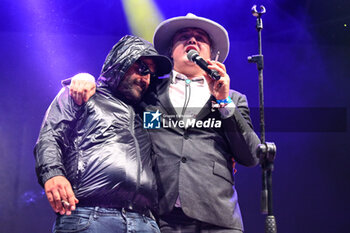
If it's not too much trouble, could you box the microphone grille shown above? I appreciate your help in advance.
[187,49,199,61]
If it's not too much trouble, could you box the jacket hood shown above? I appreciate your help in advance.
[98,35,172,91]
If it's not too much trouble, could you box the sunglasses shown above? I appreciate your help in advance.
[135,60,157,79]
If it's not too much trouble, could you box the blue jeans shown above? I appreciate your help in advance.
[53,207,160,233]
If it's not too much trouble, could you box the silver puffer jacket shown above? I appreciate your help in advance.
[34,35,168,211]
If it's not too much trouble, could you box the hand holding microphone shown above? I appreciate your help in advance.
[187,49,221,80]
[187,49,230,101]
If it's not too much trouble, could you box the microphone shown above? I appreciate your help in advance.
[187,50,221,80]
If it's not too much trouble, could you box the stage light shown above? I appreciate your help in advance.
[121,0,163,42]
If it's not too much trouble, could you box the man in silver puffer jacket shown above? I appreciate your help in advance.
[34,35,172,233]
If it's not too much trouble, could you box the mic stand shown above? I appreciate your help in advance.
[248,5,277,233]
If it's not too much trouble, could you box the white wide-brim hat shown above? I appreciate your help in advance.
[153,13,230,63]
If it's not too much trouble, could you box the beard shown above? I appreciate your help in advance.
[116,77,147,105]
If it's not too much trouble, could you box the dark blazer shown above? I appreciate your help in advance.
[140,74,260,230]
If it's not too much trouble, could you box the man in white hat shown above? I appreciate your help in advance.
[69,14,260,232]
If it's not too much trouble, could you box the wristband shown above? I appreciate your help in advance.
[216,96,233,104]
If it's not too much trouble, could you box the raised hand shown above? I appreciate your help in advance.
[205,60,230,101]
[69,73,96,105]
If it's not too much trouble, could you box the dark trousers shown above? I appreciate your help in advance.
[159,207,243,233]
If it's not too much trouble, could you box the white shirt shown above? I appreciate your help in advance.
[169,70,211,120]
[169,70,235,120]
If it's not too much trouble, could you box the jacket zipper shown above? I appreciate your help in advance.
[128,106,141,199]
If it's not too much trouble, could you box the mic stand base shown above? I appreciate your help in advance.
[265,215,277,233]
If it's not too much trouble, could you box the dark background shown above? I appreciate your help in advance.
[0,0,349,232]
